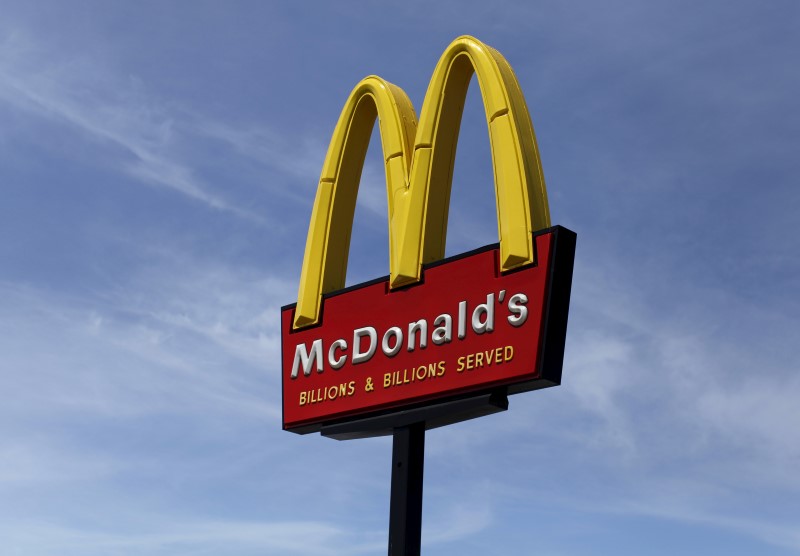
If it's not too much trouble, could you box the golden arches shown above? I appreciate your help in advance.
[293,36,550,329]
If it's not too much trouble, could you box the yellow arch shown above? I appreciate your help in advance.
[293,36,550,329]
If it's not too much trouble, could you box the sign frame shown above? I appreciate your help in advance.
[281,225,575,437]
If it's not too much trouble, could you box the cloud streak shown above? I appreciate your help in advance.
[0,31,322,223]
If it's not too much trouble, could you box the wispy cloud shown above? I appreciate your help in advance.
[0,519,385,556]
[0,32,314,222]
[0,37,222,208]
[0,501,493,556]
[191,119,325,188]
[0,238,287,422]
[621,501,800,552]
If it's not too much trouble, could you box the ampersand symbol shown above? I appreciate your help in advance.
[365,377,374,392]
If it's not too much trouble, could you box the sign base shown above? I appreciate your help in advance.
[321,389,509,440]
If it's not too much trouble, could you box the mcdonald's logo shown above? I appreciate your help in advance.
[281,36,575,435]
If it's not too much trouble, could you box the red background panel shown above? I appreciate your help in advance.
[281,231,559,431]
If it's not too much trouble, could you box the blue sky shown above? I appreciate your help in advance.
[1,1,798,554]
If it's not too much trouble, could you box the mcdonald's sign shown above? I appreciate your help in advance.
[281,36,575,434]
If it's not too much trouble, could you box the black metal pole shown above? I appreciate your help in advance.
[388,422,425,556]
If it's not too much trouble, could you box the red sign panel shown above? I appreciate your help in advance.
[281,227,575,433]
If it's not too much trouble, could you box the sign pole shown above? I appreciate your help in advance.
[388,423,425,556]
